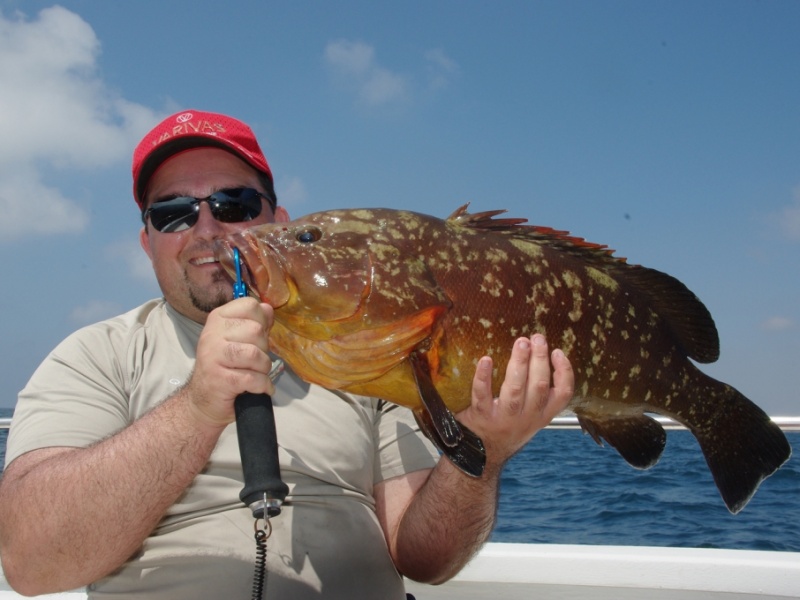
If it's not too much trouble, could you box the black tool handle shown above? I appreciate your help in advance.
[234,392,289,519]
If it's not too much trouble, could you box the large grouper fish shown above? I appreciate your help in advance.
[214,205,791,513]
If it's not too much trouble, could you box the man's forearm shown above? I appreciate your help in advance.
[393,457,500,584]
[0,389,224,595]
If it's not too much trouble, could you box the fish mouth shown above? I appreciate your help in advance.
[213,236,257,298]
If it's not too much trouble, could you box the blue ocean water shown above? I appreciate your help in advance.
[1,407,797,551]
[493,428,800,551]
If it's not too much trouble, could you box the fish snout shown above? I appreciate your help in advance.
[212,238,237,280]
[213,236,256,297]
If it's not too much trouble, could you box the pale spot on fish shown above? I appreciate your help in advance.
[480,272,504,298]
[561,328,577,354]
[561,270,581,289]
[586,266,619,291]
[485,248,509,264]
[534,303,549,320]
[479,318,492,329]
[568,289,583,322]
[510,238,544,258]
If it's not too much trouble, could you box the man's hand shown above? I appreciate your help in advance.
[458,333,574,474]
[184,298,275,429]
[382,334,574,584]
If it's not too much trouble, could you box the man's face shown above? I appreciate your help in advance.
[139,147,289,323]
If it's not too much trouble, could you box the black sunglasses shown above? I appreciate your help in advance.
[144,187,268,233]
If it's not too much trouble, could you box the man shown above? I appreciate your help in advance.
[0,110,574,598]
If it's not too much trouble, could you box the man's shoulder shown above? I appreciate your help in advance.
[55,298,170,352]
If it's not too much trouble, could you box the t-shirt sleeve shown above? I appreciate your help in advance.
[372,401,439,483]
[5,324,131,466]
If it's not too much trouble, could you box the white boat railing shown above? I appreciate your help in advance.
[548,414,800,432]
[3,542,800,599]
[1,415,800,431]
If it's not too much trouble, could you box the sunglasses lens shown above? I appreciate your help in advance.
[147,188,265,232]
[209,188,263,223]
[148,198,198,233]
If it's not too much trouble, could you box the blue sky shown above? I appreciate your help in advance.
[1,1,798,415]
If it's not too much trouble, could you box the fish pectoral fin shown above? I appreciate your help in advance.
[408,350,487,477]
[409,351,463,448]
[577,413,666,470]
[413,407,486,478]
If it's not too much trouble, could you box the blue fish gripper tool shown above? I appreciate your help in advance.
[231,246,289,519]
[231,246,289,599]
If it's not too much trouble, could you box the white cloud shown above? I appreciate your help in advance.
[761,316,794,332]
[0,6,160,241]
[325,39,375,77]
[425,48,459,90]
[324,40,409,107]
[277,176,308,210]
[776,186,800,242]
[0,165,88,237]
[324,41,459,107]
[105,239,158,287]
[70,299,124,325]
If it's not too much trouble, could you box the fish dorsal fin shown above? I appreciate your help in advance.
[616,265,719,363]
[447,204,720,363]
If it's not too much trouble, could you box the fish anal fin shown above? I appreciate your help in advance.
[577,413,667,470]
[413,407,486,478]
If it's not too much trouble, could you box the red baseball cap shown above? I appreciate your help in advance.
[132,109,273,209]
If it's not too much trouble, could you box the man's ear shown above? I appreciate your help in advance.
[274,206,290,223]
[139,226,153,260]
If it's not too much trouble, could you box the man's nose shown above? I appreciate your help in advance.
[191,202,225,237]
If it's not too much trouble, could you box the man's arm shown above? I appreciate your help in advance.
[0,392,225,594]
[375,334,574,583]
[0,299,275,595]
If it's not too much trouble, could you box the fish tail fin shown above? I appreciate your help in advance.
[413,408,486,477]
[682,381,791,514]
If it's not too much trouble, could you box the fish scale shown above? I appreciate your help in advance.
[215,204,791,514]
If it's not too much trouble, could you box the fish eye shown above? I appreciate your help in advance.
[296,227,322,244]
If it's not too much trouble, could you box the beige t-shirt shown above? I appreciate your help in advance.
[6,299,439,599]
